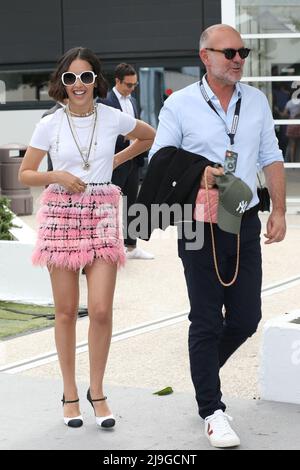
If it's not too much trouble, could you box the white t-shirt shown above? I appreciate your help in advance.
[30,103,137,183]
[285,99,300,119]
[113,87,135,117]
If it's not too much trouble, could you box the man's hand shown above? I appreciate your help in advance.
[264,210,286,244]
[200,166,224,189]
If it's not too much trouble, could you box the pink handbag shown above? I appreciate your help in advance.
[193,169,239,288]
[193,187,219,223]
[193,168,240,288]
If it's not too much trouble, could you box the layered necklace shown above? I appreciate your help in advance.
[65,104,98,170]
[68,108,95,118]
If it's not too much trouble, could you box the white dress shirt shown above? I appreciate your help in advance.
[149,76,283,208]
[113,87,135,117]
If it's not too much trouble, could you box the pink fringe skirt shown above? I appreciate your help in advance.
[32,183,126,271]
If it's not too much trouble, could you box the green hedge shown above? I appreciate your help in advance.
[0,197,14,240]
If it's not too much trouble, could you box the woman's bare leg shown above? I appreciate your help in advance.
[49,267,80,418]
[84,259,117,417]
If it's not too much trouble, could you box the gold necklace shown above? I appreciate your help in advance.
[67,104,95,118]
[65,106,98,170]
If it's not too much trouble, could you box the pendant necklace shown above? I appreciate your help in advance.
[65,104,98,170]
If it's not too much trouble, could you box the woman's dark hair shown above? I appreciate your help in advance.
[49,47,108,102]
[114,63,137,81]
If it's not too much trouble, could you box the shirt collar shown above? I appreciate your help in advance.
[113,86,131,100]
[202,74,242,101]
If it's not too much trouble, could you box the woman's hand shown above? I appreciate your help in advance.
[55,171,87,193]
[113,120,156,168]
[18,147,86,192]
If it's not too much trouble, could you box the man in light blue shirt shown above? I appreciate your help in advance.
[149,24,286,448]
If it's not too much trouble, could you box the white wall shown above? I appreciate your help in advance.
[0,109,45,146]
[0,109,48,171]
[0,215,53,304]
[0,241,53,305]
[260,310,300,405]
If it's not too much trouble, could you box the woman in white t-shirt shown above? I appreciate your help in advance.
[19,47,155,430]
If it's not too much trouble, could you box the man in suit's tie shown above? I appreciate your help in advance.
[100,63,154,259]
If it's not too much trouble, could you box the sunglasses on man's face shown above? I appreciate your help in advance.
[122,81,139,89]
[206,47,251,60]
[61,71,97,86]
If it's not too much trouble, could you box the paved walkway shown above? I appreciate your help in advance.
[1,373,300,450]
[1,187,300,449]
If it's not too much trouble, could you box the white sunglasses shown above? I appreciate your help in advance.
[61,71,97,86]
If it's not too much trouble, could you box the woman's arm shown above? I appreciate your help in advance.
[113,120,155,169]
[19,147,87,193]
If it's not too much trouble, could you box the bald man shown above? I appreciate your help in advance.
[149,24,286,448]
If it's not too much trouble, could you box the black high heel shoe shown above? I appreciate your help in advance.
[62,395,83,428]
[87,388,115,428]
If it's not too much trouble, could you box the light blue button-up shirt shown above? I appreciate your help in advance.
[149,76,283,208]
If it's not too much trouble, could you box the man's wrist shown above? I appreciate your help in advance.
[271,206,286,216]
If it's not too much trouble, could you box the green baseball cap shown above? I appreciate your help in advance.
[215,174,253,234]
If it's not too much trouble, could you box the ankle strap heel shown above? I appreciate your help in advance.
[87,388,115,429]
[62,394,83,428]
[62,395,80,405]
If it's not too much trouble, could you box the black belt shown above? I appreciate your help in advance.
[243,204,259,218]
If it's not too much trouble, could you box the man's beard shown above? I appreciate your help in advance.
[213,66,243,85]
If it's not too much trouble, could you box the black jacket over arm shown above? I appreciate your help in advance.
[136,146,212,240]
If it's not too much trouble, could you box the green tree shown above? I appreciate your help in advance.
[0,197,15,240]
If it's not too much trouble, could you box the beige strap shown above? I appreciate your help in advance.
[204,167,240,287]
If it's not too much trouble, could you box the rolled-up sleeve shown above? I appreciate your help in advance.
[258,93,284,168]
[148,96,182,160]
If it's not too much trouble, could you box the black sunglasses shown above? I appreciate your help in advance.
[122,81,139,89]
[206,47,251,60]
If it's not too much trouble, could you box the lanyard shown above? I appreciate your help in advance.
[199,79,241,146]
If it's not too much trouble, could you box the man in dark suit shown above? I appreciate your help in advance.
[100,63,154,259]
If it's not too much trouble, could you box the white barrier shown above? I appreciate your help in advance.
[260,310,300,405]
[0,241,52,305]
[0,216,52,304]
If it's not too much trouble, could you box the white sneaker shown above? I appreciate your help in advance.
[204,410,240,448]
[126,247,154,260]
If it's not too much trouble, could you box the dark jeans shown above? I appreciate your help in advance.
[112,160,139,247]
[178,212,262,419]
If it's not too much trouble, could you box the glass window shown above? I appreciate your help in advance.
[242,38,300,77]
[236,0,300,34]
[0,69,51,103]
[286,168,300,198]
[0,79,5,104]
[243,79,300,161]
[243,79,299,117]
[138,66,200,127]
